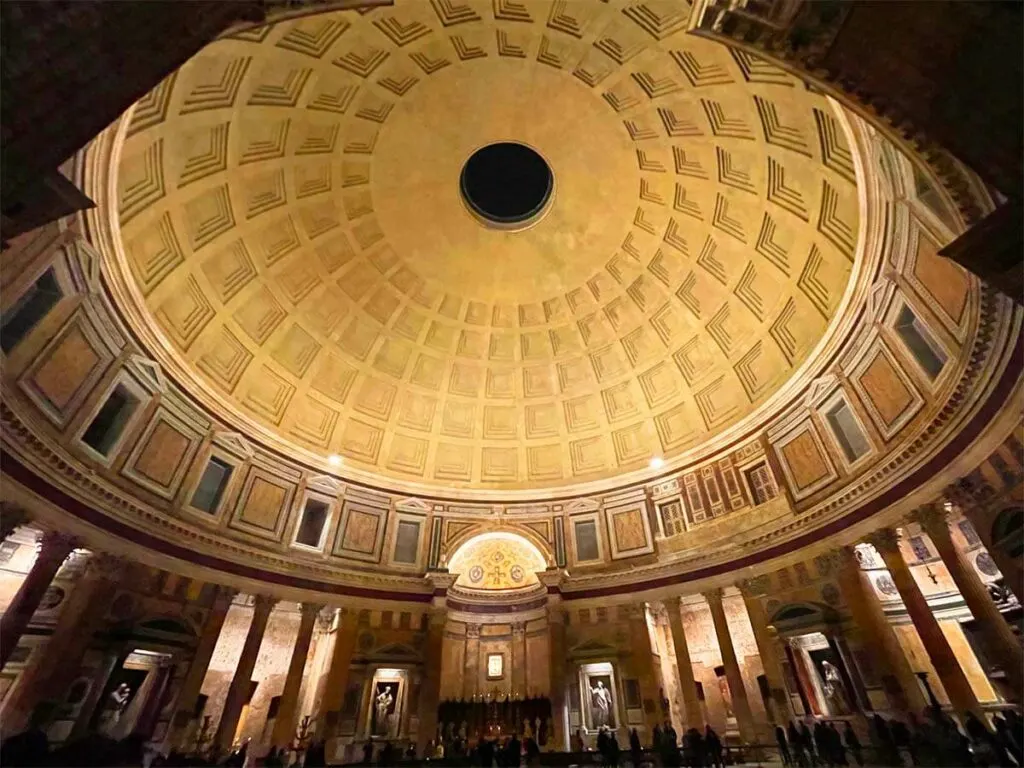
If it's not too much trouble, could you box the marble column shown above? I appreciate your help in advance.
[214,595,277,752]
[868,528,983,717]
[737,578,796,725]
[271,602,323,748]
[665,596,703,730]
[542,569,568,751]
[833,546,928,713]
[165,586,237,751]
[416,596,450,753]
[0,530,77,669]
[511,621,527,697]
[628,604,663,736]
[318,608,356,737]
[1,551,125,736]
[916,506,1024,701]
[464,623,481,699]
[703,589,757,744]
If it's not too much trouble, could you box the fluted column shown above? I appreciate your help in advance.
[271,602,323,748]
[511,621,527,697]
[417,571,454,753]
[165,586,237,751]
[318,608,355,738]
[703,589,757,744]
[542,569,568,751]
[737,578,796,724]
[628,604,662,736]
[868,528,983,717]
[664,596,703,730]
[0,530,77,669]
[833,546,927,712]
[2,551,125,736]
[214,594,277,751]
[464,623,481,699]
[916,506,1024,701]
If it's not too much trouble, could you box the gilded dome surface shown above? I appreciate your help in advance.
[114,0,859,492]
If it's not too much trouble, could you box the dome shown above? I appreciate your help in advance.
[111,1,858,494]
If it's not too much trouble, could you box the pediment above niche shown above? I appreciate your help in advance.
[571,639,619,656]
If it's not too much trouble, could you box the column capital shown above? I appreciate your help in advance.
[913,503,951,539]
[253,594,279,617]
[300,601,326,620]
[737,575,771,598]
[663,594,683,611]
[864,527,901,554]
[511,621,525,638]
[213,585,239,610]
[702,587,725,606]
[466,623,481,639]
[38,529,79,554]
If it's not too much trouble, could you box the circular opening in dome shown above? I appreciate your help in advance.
[460,142,553,229]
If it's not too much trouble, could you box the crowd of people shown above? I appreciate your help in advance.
[769,709,1024,768]
[2,706,1023,767]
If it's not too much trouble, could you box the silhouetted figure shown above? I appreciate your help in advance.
[506,733,521,767]
[705,725,723,768]
[362,740,374,764]
[776,725,792,766]
[684,728,705,768]
[843,722,862,767]
[799,722,816,766]
[264,747,284,768]
[0,705,50,768]
[630,727,642,766]
[306,740,327,767]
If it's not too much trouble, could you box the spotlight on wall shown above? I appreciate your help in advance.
[649,456,664,469]
[327,454,343,467]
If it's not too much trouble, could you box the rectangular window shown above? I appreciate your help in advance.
[393,520,420,564]
[825,400,871,462]
[190,457,233,513]
[1,269,63,353]
[574,520,599,562]
[895,305,946,380]
[81,384,140,456]
[745,463,777,506]
[295,498,330,548]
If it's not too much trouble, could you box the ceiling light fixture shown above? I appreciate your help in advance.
[649,456,665,469]
[327,454,343,467]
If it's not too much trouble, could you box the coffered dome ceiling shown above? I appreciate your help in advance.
[113,0,860,492]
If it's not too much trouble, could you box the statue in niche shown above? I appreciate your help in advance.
[98,683,132,735]
[373,684,396,736]
[716,675,735,720]
[821,660,850,714]
[589,678,615,729]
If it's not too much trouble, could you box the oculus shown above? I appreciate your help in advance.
[460,142,553,229]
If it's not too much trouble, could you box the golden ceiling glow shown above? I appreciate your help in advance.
[114,0,859,491]
[447,532,547,591]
